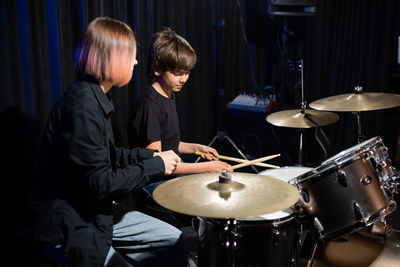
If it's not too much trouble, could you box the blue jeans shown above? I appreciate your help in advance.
[142,180,166,197]
[104,211,185,267]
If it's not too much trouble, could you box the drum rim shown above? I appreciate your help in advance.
[197,209,296,223]
[236,208,295,222]
[322,136,383,165]
[292,136,384,185]
[259,166,312,174]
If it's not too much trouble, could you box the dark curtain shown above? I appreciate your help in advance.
[1,0,400,258]
[305,0,400,164]
[2,0,399,162]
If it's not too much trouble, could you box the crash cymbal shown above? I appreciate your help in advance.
[309,92,400,112]
[266,109,339,128]
[153,172,299,219]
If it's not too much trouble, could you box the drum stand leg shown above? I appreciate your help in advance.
[299,130,304,166]
[306,241,319,267]
[296,223,320,267]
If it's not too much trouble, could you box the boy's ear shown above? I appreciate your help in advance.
[154,71,161,76]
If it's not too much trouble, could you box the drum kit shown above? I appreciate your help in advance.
[153,87,400,266]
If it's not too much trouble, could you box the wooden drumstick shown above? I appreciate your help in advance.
[230,154,281,170]
[195,152,280,169]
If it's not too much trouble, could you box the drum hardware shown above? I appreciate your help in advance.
[258,167,314,266]
[266,108,340,129]
[371,217,393,236]
[353,202,364,221]
[291,136,398,241]
[299,190,309,203]
[304,240,319,267]
[337,168,348,187]
[309,86,400,112]
[323,136,400,193]
[313,217,324,233]
[220,219,240,267]
[154,171,301,266]
[266,109,339,165]
[309,86,400,143]
[266,60,339,164]
[197,210,301,267]
[360,175,372,185]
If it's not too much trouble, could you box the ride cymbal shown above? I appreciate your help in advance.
[309,92,400,112]
[153,172,299,219]
[266,109,339,128]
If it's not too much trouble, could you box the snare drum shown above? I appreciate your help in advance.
[291,136,397,240]
[197,210,299,267]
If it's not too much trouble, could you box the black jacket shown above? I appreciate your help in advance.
[32,76,164,266]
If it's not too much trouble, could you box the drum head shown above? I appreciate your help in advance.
[259,166,312,183]
[239,208,293,221]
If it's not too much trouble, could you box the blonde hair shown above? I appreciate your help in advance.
[74,17,136,86]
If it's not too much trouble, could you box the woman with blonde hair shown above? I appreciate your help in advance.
[31,17,185,267]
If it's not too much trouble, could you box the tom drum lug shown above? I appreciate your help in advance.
[353,201,365,222]
[337,167,348,187]
[314,217,324,234]
[360,174,372,185]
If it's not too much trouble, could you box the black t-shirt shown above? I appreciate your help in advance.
[128,86,181,155]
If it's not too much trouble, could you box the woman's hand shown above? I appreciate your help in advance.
[154,150,181,175]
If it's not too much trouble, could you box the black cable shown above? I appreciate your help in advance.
[236,0,260,94]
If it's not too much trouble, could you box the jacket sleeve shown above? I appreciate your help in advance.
[64,105,164,199]
[114,146,157,166]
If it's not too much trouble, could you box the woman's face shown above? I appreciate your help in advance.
[117,45,138,87]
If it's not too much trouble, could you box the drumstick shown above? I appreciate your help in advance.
[230,154,281,170]
[195,152,280,168]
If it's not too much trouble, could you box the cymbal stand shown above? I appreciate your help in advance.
[298,59,306,166]
[299,129,304,166]
[354,111,366,143]
[353,86,366,143]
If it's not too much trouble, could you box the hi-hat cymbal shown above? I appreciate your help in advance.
[266,109,339,128]
[153,172,299,219]
[309,92,400,112]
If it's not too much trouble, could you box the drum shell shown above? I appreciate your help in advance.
[197,214,299,267]
[323,136,399,191]
[293,156,392,240]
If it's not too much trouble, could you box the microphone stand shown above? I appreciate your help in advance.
[196,0,258,173]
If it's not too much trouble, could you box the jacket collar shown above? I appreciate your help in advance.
[82,75,114,117]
